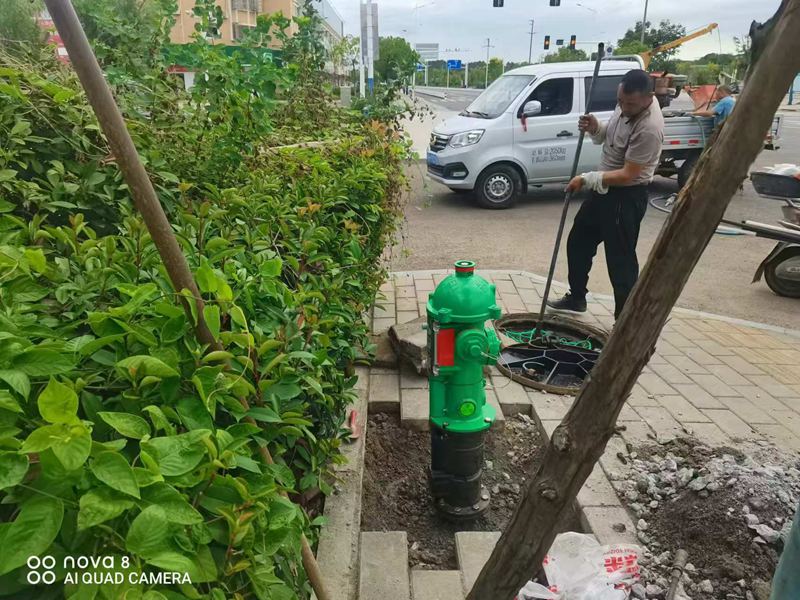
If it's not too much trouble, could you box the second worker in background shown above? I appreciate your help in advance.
[547,69,665,320]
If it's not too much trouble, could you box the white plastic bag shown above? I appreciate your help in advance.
[516,532,641,600]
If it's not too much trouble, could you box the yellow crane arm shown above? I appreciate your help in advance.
[640,23,719,69]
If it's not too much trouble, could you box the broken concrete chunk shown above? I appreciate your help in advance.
[388,316,428,375]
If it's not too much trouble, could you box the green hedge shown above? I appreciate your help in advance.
[0,23,405,599]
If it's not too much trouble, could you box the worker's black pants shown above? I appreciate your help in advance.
[566,185,649,319]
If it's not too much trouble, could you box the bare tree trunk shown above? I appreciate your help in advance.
[467,2,800,598]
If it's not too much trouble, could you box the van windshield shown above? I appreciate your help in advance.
[463,75,536,118]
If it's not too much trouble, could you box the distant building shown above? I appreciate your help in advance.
[168,0,345,88]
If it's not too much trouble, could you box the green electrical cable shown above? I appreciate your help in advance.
[504,328,594,350]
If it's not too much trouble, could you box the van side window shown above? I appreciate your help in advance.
[586,75,624,112]
[520,78,574,117]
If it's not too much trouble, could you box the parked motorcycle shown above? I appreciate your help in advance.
[723,170,800,298]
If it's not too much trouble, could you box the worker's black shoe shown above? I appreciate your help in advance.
[546,292,587,313]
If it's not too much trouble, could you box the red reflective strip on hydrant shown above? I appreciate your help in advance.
[436,328,456,366]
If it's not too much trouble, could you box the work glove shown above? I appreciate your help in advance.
[580,171,609,195]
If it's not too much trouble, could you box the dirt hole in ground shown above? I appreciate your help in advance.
[361,412,581,569]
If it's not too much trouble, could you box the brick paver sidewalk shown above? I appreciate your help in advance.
[368,268,800,546]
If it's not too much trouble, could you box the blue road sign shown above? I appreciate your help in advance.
[417,63,425,72]
[447,59,462,70]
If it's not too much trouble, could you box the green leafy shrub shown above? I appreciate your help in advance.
[0,2,407,597]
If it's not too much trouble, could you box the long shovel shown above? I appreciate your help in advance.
[535,43,605,336]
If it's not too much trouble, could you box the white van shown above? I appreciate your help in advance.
[426,60,781,209]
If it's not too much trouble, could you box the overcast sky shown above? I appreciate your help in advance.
[326,0,778,64]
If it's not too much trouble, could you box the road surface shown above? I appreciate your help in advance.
[392,91,800,330]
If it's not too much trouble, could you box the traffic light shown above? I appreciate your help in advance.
[543,35,550,50]
[493,0,504,6]
[569,35,577,50]
[549,0,561,5]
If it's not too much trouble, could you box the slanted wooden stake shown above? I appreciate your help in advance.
[467,2,800,598]
[43,2,331,599]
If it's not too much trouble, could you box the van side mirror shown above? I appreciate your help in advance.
[523,100,542,117]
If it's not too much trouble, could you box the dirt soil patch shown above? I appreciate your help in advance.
[361,412,580,569]
[610,437,799,599]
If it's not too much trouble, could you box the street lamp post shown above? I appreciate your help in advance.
[640,0,649,43]
[527,19,535,64]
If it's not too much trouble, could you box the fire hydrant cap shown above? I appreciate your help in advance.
[427,260,501,323]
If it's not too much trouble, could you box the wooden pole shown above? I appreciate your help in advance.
[43,2,331,599]
[466,2,800,598]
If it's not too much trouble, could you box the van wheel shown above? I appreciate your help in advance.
[677,153,700,190]
[475,165,521,209]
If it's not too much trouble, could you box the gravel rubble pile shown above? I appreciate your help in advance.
[605,437,799,599]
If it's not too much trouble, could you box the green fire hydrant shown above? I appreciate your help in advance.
[427,260,501,519]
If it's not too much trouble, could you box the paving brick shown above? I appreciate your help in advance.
[655,339,682,356]
[703,363,755,387]
[517,287,541,303]
[650,362,693,385]
[317,468,363,600]
[660,331,696,349]
[664,355,709,376]
[690,373,740,397]
[648,352,668,365]
[656,394,710,423]
[682,422,731,446]
[380,280,394,293]
[756,363,800,387]
[433,273,447,286]
[719,354,766,376]
[541,420,560,437]
[411,570,464,600]
[369,372,400,414]
[359,532,410,600]
[354,366,370,390]
[731,346,773,365]
[733,386,791,413]
[500,294,526,312]
[693,338,737,357]
[702,409,760,441]
[415,279,436,292]
[397,310,420,324]
[627,384,659,407]
[494,279,517,294]
[618,420,656,445]
[485,388,506,429]
[672,383,725,409]
[618,403,642,422]
[394,273,414,286]
[374,303,396,318]
[400,367,429,390]
[396,286,417,300]
[529,391,571,421]
[750,423,800,452]
[744,374,797,398]
[491,377,531,415]
[373,317,396,334]
[777,396,800,413]
[599,435,635,481]
[396,297,418,312]
[455,532,501,595]
[634,406,685,441]
[577,465,620,507]
[684,347,722,366]
[511,274,536,289]
[718,397,775,425]
[401,388,429,431]
[581,506,638,545]
[338,380,369,472]
[637,373,676,396]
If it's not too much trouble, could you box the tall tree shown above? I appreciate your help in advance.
[0,0,45,55]
[374,36,419,81]
[617,19,686,71]
[543,47,588,63]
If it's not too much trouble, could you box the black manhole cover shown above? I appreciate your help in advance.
[494,314,609,395]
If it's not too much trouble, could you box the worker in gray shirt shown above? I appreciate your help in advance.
[548,69,665,320]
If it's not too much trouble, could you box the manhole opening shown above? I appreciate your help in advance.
[494,314,609,395]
